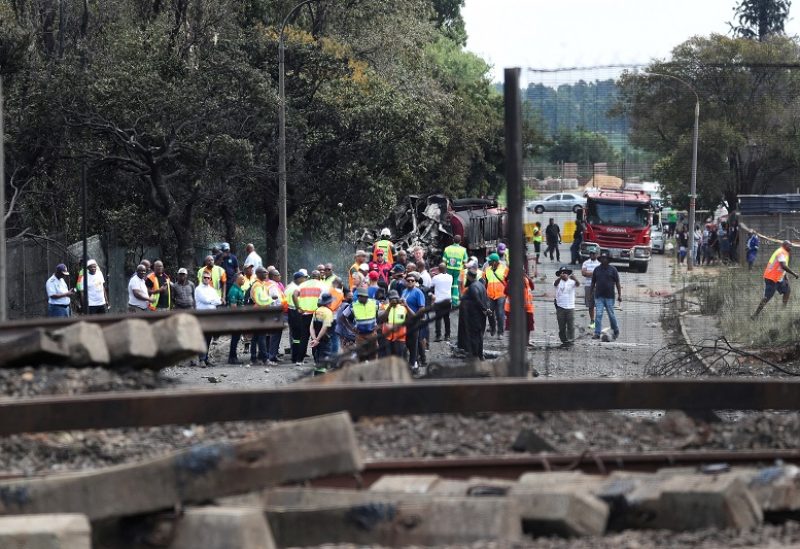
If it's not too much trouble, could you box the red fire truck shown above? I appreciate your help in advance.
[578,188,654,272]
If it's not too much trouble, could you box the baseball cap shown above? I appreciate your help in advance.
[177,268,188,275]
[497,243,507,252]
[356,249,367,257]
[392,264,406,273]
[56,263,69,275]
[358,263,369,272]
[488,253,500,262]
[388,290,400,300]
[220,242,230,251]
[368,271,380,281]
[318,293,333,306]
[299,268,309,276]
[86,259,98,267]
[293,271,306,280]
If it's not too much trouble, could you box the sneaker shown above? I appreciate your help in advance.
[592,334,601,340]
[434,336,442,342]
[294,362,304,367]
[613,331,619,340]
[589,322,595,329]
[189,360,198,367]
[267,360,279,367]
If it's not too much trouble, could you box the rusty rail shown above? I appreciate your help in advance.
[313,449,800,487]
[1,378,800,435]
[0,307,285,339]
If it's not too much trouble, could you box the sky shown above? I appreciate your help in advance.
[462,0,800,84]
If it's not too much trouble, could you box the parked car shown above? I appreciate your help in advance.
[651,223,665,253]
[526,193,586,214]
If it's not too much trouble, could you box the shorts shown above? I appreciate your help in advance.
[764,278,790,299]
[584,286,595,308]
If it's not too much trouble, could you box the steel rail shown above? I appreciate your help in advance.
[312,449,800,487]
[1,379,800,435]
[0,307,285,339]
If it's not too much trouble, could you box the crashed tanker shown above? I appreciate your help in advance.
[356,194,507,263]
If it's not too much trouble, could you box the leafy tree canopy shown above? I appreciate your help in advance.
[730,0,792,41]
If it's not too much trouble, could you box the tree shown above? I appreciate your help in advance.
[730,0,791,41]
[615,34,800,211]
[547,129,620,165]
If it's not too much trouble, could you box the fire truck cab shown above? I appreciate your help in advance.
[578,188,654,273]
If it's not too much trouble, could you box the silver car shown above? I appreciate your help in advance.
[527,193,586,214]
[651,224,665,253]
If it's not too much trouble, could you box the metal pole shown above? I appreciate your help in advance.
[81,164,88,314]
[643,72,699,269]
[504,68,526,377]
[278,0,316,286]
[277,30,288,285]
[0,76,6,321]
[687,100,699,271]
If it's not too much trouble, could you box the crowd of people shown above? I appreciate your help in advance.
[44,233,541,371]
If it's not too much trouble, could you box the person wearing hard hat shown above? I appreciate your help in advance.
[372,228,396,263]
[483,253,508,340]
[309,292,335,366]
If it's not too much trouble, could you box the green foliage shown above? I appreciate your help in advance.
[616,34,800,210]
[730,0,792,41]
[1,0,503,265]
[547,129,620,165]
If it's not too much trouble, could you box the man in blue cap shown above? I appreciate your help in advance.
[46,263,74,317]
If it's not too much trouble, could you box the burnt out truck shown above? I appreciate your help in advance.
[356,194,507,263]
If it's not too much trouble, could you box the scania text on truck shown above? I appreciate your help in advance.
[578,189,654,273]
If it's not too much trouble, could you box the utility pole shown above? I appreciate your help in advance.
[504,68,526,377]
[278,0,317,284]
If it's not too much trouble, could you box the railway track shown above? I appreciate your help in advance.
[314,449,800,488]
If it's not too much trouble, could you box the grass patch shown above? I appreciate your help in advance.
[496,186,539,208]
[696,268,800,347]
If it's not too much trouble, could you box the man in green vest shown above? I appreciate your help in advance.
[443,235,468,307]
[373,228,396,263]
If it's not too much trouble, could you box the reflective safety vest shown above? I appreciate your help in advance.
[443,244,468,272]
[197,266,224,298]
[505,277,535,314]
[146,272,171,311]
[330,287,344,312]
[533,227,543,243]
[284,282,299,310]
[297,279,326,314]
[484,264,508,300]
[352,299,378,334]
[382,304,409,342]
[373,240,394,263]
[250,280,274,307]
[764,247,790,282]
[242,274,256,296]
[459,268,482,295]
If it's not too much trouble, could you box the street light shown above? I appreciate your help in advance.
[643,72,699,271]
[277,0,317,284]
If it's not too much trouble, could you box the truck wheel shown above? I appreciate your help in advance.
[534,205,544,214]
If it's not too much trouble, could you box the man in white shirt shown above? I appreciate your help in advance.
[416,260,432,288]
[46,263,74,317]
[244,243,263,271]
[580,248,601,329]
[195,270,224,365]
[431,262,454,342]
[553,265,580,348]
[127,264,153,313]
[77,259,109,314]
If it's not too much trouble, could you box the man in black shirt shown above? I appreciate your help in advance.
[545,218,561,262]
[591,251,622,340]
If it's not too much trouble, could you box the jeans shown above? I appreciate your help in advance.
[487,297,506,336]
[229,332,241,359]
[594,297,619,336]
[555,306,574,345]
[47,304,71,317]
[250,333,268,362]
[546,243,560,261]
[434,300,452,339]
[329,330,340,356]
[268,329,282,362]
